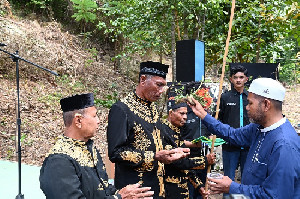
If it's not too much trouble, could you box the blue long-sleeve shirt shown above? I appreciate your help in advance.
[203,114,300,198]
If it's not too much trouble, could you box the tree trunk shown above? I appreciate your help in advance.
[183,13,189,40]
[201,7,206,40]
[172,11,176,82]
[256,0,263,62]
[256,35,261,62]
[174,10,181,40]
[160,44,163,63]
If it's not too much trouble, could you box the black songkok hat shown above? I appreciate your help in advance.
[167,100,187,112]
[140,61,169,78]
[60,93,94,112]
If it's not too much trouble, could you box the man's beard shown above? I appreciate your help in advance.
[249,105,264,124]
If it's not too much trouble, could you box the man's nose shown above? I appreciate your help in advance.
[158,87,165,94]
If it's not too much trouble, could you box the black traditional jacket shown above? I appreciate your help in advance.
[40,135,121,199]
[107,92,165,198]
[161,119,207,199]
[219,88,250,151]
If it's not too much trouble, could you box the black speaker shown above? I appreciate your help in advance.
[229,63,279,88]
[176,39,205,82]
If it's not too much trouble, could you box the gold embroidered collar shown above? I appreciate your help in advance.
[162,119,181,134]
[121,91,159,123]
[47,135,98,167]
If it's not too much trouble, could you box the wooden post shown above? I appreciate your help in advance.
[205,0,236,193]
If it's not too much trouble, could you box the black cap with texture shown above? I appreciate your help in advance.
[167,100,187,112]
[140,61,169,78]
[60,93,94,112]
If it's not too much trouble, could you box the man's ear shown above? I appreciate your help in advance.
[263,99,271,112]
[140,75,147,85]
[74,113,82,128]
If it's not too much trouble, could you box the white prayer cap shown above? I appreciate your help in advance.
[248,78,285,102]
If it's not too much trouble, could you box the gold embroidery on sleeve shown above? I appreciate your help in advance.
[165,176,181,183]
[135,151,154,171]
[120,151,142,163]
[133,122,151,151]
[165,144,173,150]
[189,157,206,169]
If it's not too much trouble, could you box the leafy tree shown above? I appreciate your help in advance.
[71,0,98,23]
[7,0,299,83]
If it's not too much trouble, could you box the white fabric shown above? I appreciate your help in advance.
[261,117,286,133]
[248,78,285,101]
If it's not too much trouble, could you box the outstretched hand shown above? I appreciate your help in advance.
[119,183,154,199]
[187,97,207,119]
[155,148,190,164]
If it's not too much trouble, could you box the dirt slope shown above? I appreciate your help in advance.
[0,16,135,165]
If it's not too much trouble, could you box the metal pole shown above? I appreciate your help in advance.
[14,51,24,199]
[0,46,58,199]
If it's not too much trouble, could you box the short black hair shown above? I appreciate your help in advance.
[63,109,86,127]
[230,65,248,77]
[271,99,283,111]
[138,74,153,83]
[253,94,282,111]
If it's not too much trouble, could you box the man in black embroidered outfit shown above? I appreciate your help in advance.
[180,83,213,199]
[40,93,154,199]
[107,61,190,198]
[162,100,215,199]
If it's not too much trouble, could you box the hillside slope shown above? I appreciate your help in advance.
[0,16,135,165]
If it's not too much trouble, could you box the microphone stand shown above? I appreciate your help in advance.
[0,46,58,199]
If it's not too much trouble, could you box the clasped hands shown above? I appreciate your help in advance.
[155,147,190,164]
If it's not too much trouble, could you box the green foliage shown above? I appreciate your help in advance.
[0,9,6,17]
[6,149,14,160]
[95,91,118,108]
[95,83,119,108]
[26,0,50,9]
[85,47,98,67]
[7,0,299,84]
[9,0,70,22]
[38,92,64,105]
[56,74,71,85]
[71,0,98,23]
[0,117,7,126]
[279,63,300,84]
[96,0,299,82]
[20,133,27,143]
[98,0,173,57]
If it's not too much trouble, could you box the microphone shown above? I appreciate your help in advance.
[0,43,7,47]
